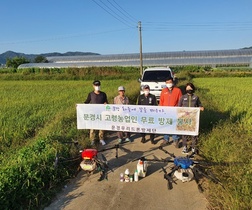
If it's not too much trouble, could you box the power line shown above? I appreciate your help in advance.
[142,21,252,31]
[92,0,136,28]
[0,28,134,46]
[109,0,138,23]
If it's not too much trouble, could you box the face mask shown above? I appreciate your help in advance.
[94,86,100,91]
[144,90,150,95]
[186,90,194,94]
[166,83,173,89]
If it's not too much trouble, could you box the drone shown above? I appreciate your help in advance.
[54,140,119,181]
[79,144,119,181]
[133,146,223,192]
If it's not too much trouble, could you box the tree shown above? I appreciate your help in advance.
[6,56,30,68]
[34,55,48,63]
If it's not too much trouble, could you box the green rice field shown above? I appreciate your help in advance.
[0,77,251,209]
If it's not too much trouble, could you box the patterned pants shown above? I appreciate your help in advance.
[182,135,198,148]
[90,129,104,141]
[117,131,130,139]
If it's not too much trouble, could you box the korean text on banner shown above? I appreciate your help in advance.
[76,104,200,136]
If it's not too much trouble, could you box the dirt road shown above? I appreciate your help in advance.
[44,133,208,210]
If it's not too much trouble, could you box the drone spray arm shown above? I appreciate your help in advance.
[161,166,178,190]
[98,144,119,159]
[158,146,176,158]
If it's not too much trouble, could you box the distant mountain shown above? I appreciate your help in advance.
[242,46,252,49]
[0,51,100,64]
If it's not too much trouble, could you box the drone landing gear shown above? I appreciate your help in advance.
[174,168,194,182]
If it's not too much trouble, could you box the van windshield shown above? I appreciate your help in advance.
[142,70,171,82]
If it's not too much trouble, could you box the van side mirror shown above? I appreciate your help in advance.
[138,78,142,83]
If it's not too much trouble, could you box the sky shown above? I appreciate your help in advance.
[0,0,252,55]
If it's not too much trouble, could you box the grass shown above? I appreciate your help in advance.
[193,77,252,209]
[0,79,140,209]
[0,75,251,209]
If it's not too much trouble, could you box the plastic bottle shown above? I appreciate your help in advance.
[137,160,144,177]
[120,173,124,182]
[134,169,139,182]
[124,169,130,182]
[137,159,148,177]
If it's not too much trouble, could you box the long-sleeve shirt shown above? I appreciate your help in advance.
[178,94,203,108]
[159,87,182,106]
[137,93,158,106]
[113,95,130,105]
[84,91,108,104]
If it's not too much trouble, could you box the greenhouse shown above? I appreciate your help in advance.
[18,48,252,68]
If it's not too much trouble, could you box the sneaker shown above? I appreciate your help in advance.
[100,139,106,146]
[160,139,169,146]
[118,138,122,144]
[182,146,189,154]
[141,137,146,143]
[125,138,131,142]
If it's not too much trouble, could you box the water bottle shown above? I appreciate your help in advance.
[134,169,139,182]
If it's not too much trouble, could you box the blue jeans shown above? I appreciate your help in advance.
[164,134,179,142]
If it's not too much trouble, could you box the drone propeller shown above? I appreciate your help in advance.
[191,166,204,193]
[193,166,223,186]
[54,152,81,168]
[161,166,178,190]
[100,153,107,162]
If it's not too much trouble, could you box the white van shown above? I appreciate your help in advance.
[138,67,175,101]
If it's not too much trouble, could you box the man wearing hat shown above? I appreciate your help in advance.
[113,86,131,143]
[84,80,108,146]
[137,85,158,144]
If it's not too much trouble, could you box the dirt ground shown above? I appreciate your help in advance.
[44,133,208,210]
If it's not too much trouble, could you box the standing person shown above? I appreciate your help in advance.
[137,85,158,144]
[178,82,204,154]
[84,80,108,146]
[113,86,131,143]
[159,77,182,147]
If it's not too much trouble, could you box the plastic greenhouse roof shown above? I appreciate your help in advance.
[18,48,252,68]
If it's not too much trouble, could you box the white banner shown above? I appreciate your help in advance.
[76,104,200,135]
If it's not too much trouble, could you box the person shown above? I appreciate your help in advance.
[137,84,158,144]
[159,76,182,147]
[84,80,108,146]
[178,82,204,154]
[113,86,131,143]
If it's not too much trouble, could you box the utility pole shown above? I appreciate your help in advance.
[138,21,143,75]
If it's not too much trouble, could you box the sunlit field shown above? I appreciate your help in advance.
[0,79,139,208]
[194,77,252,209]
[0,77,251,209]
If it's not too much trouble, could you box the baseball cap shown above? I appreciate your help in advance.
[165,76,173,82]
[143,85,150,89]
[93,80,101,86]
[118,86,125,91]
